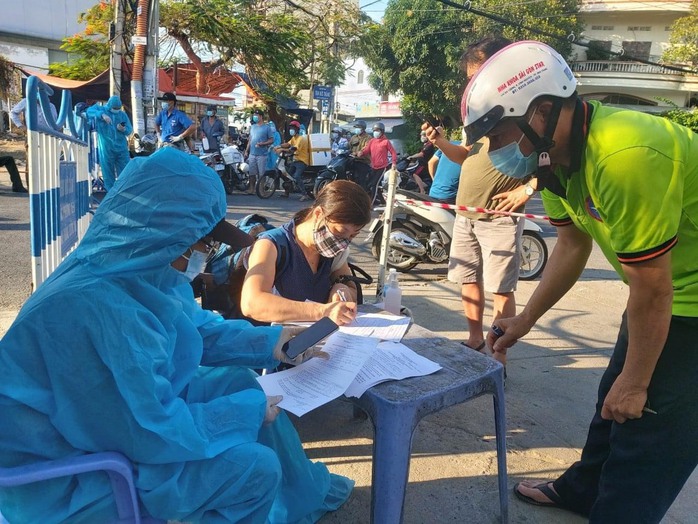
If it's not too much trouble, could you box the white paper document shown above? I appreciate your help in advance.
[344,341,442,398]
[257,332,378,416]
[339,311,410,341]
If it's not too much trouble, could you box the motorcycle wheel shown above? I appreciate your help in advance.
[313,177,331,199]
[222,169,235,195]
[235,173,250,193]
[519,230,548,280]
[256,174,277,199]
[371,222,420,272]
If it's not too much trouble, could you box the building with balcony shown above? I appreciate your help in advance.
[572,0,698,111]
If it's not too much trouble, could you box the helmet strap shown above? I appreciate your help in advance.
[516,98,566,197]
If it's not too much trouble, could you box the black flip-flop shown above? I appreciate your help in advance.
[514,481,567,510]
[460,341,486,352]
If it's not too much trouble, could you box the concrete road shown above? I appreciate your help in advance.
[0,181,695,523]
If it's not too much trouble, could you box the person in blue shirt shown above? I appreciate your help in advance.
[86,95,133,191]
[154,92,196,151]
[427,141,462,204]
[243,108,275,195]
[0,148,354,523]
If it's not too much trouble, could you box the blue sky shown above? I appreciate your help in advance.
[361,0,389,21]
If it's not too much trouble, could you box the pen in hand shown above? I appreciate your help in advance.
[337,289,347,302]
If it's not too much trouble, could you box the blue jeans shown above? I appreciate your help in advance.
[288,161,308,196]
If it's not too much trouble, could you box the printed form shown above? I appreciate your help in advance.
[257,332,378,416]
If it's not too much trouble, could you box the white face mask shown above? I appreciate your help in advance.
[111,108,121,114]
[373,131,382,138]
[182,249,208,281]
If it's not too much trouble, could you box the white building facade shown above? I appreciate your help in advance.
[572,0,698,110]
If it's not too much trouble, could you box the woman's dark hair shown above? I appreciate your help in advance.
[294,180,372,227]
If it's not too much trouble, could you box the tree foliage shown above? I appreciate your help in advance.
[662,0,698,67]
[0,55,15,98]
[49,1,123,80]
[160,0,371,101]
[662,107,698,133]
[359,0,582,127]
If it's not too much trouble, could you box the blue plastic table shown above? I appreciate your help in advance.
[350,308,508,523]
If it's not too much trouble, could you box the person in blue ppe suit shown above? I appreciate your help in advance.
[0,148,354,523]
[85,95,133,191]
[267,120,283,171]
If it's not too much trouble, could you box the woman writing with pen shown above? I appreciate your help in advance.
[240,181,372,326]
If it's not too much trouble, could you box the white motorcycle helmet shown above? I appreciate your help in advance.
[238,162,249,174]
[461,41,577,146]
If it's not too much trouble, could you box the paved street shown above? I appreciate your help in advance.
[1,179,696,523]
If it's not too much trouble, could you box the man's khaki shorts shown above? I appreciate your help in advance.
[447,214,524,293]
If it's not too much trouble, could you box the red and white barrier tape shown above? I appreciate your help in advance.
[400,198,550,222]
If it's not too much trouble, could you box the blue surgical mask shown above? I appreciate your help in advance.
[373,131,382,139]
[353,128,361,135]
[161,101,169,110]
[252,115,260,123]
[488,140,538,179]
[110,108,121,114]
[487,109,539,180]
[206,111,214,117]
[289,129,297,136]
[182,249,208,281]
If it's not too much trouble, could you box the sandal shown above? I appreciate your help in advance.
[460,341,486,352]
[514,481,567,510]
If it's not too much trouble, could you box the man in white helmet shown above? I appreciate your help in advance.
[464,40,698,522]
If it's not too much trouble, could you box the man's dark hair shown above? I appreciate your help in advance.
[460,36,512,80]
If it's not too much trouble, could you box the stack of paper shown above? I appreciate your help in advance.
[257,334,442,416]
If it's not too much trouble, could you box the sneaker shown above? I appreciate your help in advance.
[299,195,311,202]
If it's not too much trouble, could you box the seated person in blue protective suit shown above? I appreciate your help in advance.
[427,141,462,204]
[0,148,354,524]
[86,95,133,191]
[240,180,371,326]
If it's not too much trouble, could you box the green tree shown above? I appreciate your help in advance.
[160,0,370,108]
[662,0,698,67]
[359,0,582,128]
[49,1,122,80]
[0,55,15,98]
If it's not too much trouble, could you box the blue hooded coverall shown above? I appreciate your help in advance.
[0,148,353,523]
[86,95,133,191]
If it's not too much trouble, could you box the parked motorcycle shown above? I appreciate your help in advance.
[256,147,320,199]
[199,136,250,194]
[367,188,549,280]
[313,149,357,197]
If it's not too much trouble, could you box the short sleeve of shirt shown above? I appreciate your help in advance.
[541,189,573,227]
[435,149,443,160]
[593,147,680,263]
[155,111,162,126]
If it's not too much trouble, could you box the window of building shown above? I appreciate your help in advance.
[622,41,652,61]
[357,70,364,84]
[591,25,614,30]
[627,26,651,31]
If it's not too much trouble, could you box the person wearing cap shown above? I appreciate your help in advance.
[275,120,312,201]
[330,127,349,157]
[199,104,226,153]
[243,108,275,195]
[0,147,354,523]
[155,92,196,151]
[355,121,397,203]
[348,119,372,190]
[461,40,698,522]
[85,95,133,191]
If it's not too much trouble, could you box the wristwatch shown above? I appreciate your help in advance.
[524,183,535,196]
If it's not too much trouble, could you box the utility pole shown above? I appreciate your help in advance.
[110,0,126,96]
